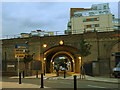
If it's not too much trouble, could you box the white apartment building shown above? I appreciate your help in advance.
[65,3,119,34]
[21,30,54,38]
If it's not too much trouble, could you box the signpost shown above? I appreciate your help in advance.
[15,45,28,59]
[15,45,28,77]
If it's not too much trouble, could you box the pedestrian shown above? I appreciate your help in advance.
[80,65,85,79]
[56,66,59,76]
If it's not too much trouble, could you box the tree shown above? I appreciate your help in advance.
[23,54,33,76]
[78,39,91,65]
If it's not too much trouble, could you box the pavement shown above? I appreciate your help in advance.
[2,72,120,88]
[2,81,45,88]
[9,72,119,84]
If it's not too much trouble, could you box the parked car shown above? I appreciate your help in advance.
[113,62,120,78]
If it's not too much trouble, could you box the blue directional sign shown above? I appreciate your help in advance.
[15,45,28,59]
[15,45,28,49]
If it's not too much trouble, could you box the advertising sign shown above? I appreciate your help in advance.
[15,45,28,59]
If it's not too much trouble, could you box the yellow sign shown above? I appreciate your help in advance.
[15,45,28,59]
[15,49,28,59]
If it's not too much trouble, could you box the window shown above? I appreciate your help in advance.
[85,18,99,22]
[87,25,91,28]
[114,26,119,30]
[83,19,86,22]
[91,24,95,28]
[104,5,107,9]
[86,24,100,28]
[86,19,91,22]
[91,18,95,21]
[97,24,100,27]
[95,24,97,27]
[97,17,99,21]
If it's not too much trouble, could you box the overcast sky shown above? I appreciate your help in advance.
[2,2,118,38]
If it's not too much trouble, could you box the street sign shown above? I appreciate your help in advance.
[15,45,28,49]
[15,45,28,59]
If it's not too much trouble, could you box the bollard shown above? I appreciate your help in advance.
[19,72,22,84]
[64,70,66,78]
[40,73,44,88]
[74,75,77,90]
[23,71,24,78]
[36,70,38,78]
[80,74,81,79]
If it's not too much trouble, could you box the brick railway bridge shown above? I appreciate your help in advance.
[1,31,120,76]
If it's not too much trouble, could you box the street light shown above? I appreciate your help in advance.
[72,60,74,63]
[53,62,54,71]
[42,44,47,76]
[43,44,47,48]
[78,56,81,60]
[79,56,82,76]
[78,56,81,64]
[44,58,46,61]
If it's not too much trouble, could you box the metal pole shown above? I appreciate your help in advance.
[19,72,21,84]
[5,52,7,71]
[74,75,77,90]
[18,55,20,77]
[40,73,44,88]
[64,70,66,78]
[23,71,24,78]
[36,70,38,78]
[44,57,45,76]
[44,67,45,76]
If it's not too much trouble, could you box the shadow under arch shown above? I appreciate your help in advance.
[50,51,75,72]
[43,45,79,73]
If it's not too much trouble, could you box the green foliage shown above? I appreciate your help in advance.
[78,39,91,57]
[23,54,33,64]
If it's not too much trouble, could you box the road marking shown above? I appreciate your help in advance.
[59,82,71,84]
[88,85,106,88]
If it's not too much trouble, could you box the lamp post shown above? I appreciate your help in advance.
[53,62,54,72]
[72,59,74,72]
[42,44,47,76]
[79,56,81,66]
[78,56,82,77]
[18,55,20,77]
[25,41,29,76]
[44,58,46,76]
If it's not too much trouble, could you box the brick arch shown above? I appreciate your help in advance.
[50,51,75,72]
[51,51,75,62]
[43,45,80,73]
[110,40,120,70]
[112,39,120,47]
[44,45,79,57]
[109,40,120,56]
